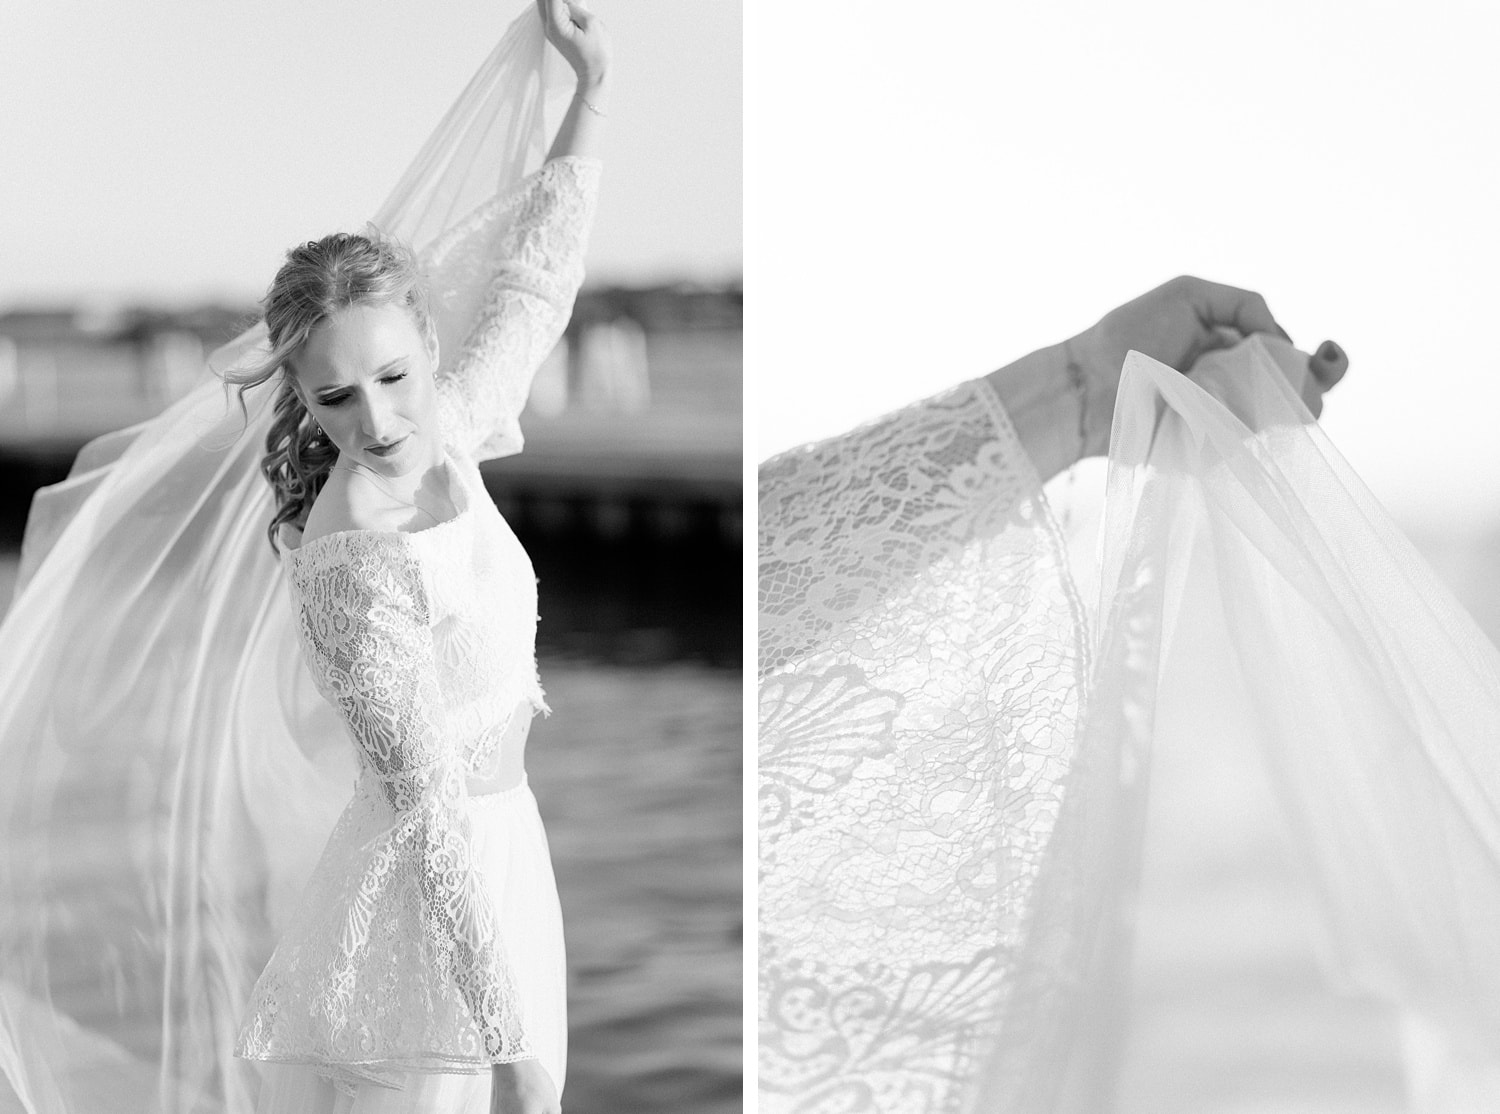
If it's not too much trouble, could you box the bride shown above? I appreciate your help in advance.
[761,275,1500,1111]
[0,2,606,1112]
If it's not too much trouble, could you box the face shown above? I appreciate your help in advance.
[290,302,442,478]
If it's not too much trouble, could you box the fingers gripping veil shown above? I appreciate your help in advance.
[0,8,570,1111]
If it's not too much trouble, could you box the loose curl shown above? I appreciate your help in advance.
[227,230,433,552]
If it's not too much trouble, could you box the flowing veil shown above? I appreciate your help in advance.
[0,9,569,1112]
[985,337,1500,1111]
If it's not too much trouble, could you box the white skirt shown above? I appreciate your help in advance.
[253,777,567,1113]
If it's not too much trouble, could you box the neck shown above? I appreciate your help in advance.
[336,453,444,500]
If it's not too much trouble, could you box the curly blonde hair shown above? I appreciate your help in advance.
[227,230,433,551]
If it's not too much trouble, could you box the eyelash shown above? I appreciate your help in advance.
[317,372,407,408]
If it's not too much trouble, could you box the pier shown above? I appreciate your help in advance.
[0,285,742,665]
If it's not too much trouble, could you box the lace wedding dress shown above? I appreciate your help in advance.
[239,153,600,1109]
[0,9,599,1113]
[759,337,1500,1113]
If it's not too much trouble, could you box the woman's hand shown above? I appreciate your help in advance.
[537,0,609,90]
[1072,275,1349,445]
[491,1059,561,1114]
[985,275,1351,480]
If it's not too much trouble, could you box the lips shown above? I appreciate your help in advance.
[367,436,408,458]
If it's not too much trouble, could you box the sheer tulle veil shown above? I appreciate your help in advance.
[0,8,569,1111]
[966,338,1500,1109]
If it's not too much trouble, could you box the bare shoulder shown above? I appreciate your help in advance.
[301,468,410,544]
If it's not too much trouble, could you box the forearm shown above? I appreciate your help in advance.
[982,332,1112,484]
[546,75,608,162]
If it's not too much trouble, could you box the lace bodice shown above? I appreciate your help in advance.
[758,380,1088,1113]
[236,155,598,1082]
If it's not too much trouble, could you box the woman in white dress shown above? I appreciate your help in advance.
[0,3,606,1112]
[231,6,606,1106]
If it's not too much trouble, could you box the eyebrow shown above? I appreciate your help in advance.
[313,357,409,400]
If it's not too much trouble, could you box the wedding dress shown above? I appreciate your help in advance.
[239,153,599,1108]
[759,336,1500,1113]
[0,8,598,1112]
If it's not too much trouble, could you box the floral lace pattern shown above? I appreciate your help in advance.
[430,155,601,462]
[758,381,1089,1114]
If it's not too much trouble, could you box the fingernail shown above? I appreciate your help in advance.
[1318,340,1342,362]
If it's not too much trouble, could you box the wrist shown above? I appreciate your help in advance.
[983,342,1078,482]
[983,336,1111,482]
[1062,329,1115,459]
[574,71,609,97]
[572,75,609,119]
[1062,325,1122,458]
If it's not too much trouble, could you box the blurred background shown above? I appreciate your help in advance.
[0,2,740,1113]
[748,0,1497,1109]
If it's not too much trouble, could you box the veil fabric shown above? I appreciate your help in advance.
[978,337,1500,1110]
[0,9,568,1112]
[759,337,1500,1113]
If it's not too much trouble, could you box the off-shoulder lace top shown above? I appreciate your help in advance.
[235,154,599,1083]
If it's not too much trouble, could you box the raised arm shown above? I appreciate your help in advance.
[292,537,533,1064]
[427,0,609,463]
[539,0,610,162]
[434,155,602,460]
[986,276,1348,483]
[759,278,1350,674]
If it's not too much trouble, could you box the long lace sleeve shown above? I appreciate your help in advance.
[757,379,1089,1114]
[269,533,533,1067]
[429,155,602,461]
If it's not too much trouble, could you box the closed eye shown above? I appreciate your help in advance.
[315,369,407,407]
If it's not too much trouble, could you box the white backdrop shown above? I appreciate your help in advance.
[746,0,1500,534]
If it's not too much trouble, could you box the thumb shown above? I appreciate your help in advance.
[1180,325,1243,373]
[565,2,597,31]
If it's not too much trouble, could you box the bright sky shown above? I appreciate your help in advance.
[0,0,741,303]
[746,0,1500,534]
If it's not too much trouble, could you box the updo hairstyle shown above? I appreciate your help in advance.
[228,230,433,551]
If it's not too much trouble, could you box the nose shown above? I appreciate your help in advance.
[356,392,398,444]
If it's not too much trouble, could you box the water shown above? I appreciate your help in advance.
[0,554,743,1114]
[527,663,741,1114]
